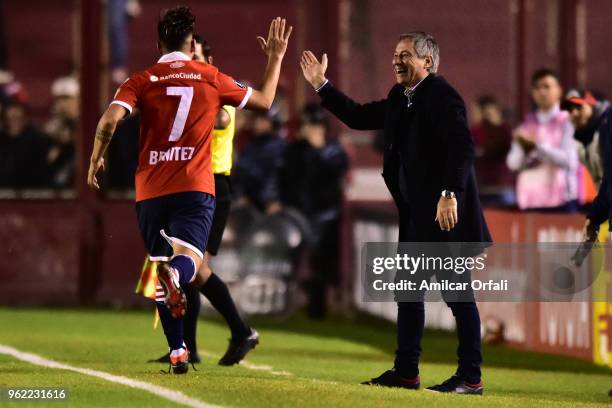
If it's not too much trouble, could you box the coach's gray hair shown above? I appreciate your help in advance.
[399,32,439,73]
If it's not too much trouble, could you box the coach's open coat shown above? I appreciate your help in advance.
[318,74,491,245]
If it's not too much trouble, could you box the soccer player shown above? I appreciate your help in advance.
[87,6,292,374]
[146,35,258,366]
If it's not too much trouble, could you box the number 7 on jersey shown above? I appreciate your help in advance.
[167,86,194,142]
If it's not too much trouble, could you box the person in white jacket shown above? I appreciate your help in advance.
[506,68,578,211]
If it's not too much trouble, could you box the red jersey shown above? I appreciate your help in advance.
[111,51,252,202]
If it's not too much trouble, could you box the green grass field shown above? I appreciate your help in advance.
[0,308,610,408]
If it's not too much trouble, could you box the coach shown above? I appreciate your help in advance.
[301,32,491,394]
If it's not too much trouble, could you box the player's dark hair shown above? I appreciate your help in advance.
[158,6,196,51]
[531,68,559,86]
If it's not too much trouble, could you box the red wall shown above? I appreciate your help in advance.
[0,200,146,307]
[0,202,80,304]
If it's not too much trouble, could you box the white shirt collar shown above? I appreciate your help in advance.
[536,104,561,124]
[157,51,192,63]
[408,74,430,93]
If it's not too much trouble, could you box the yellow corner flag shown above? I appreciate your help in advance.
[135,257,161,328]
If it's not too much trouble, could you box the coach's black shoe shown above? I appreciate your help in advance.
[218,329,259,366]
[426,375,483,395]
[361,369,420,389]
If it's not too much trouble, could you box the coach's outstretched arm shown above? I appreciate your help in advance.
[300,51,385,130]
[87,104,126,190]
[245,17,292,110]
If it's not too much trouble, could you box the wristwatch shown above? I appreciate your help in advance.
[441,190,455,199]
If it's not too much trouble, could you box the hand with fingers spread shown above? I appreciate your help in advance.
[300,51,328,90]
[244,17,292,110]
[256,17,292,60]
[87,157,105,190]
[435,196,458,231]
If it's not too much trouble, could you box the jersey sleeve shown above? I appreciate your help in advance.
[216,72,252,110]
[110,73,145,114]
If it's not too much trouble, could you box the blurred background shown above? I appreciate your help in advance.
[0,0,610,371]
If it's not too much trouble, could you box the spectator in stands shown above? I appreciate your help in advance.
[0,78,23,141]
[1,80,26,106]
[471,95,514,206]
[280,104,349,318]
[0,100,50,188]
[108,0,140,84]
[506,68,578,212]
[574,90,612,247]
[232,105,286,214]
[44,76,79,189]
[562,90,610,187]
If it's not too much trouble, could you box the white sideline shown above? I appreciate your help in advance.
[240,361,293,377]
[0,344,219,408]
[198,350,293,377]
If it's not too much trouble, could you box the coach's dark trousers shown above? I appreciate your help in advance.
[394,300,482,383]
[393,202,483,384]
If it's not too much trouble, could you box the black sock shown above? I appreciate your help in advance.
[155,302,184,351]
[200,273,250,340]
[182,283,201,354]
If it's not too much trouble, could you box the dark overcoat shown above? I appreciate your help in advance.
[318,74,491,244]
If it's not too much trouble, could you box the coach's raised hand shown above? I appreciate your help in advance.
[246,17,292,110]
[300,51,328,90]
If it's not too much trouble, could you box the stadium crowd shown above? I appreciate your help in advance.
[1,64,607,207]
[0,2,606,211]
[0,75,78,191]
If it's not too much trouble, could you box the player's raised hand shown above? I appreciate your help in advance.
[300,51,328,90]
[247,17,292,110]
[257,17,292,59]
